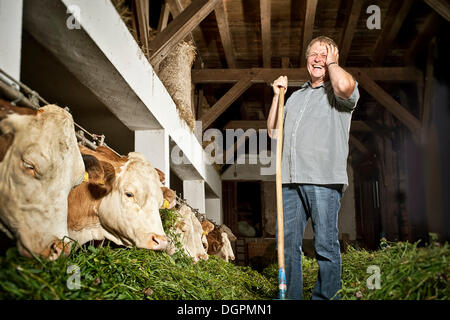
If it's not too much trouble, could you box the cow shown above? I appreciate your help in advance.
[200,220,214,251]
[154,167,176,210]
[0,99,85,260]
[165,204,208,262]
[205,223,236,262]
[67,145,167,251]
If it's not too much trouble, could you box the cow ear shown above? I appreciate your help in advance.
[82,154,103,180]
[212,242,219,252]
[87,161,115,199]
[0,113,30,135]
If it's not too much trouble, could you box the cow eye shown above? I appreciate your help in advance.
[125,191,134,198]
[22,160,36,176]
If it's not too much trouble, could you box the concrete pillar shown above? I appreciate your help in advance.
[135,129,170,186]
[183,180,205,214]
[206,198,222,224]
[0,0,23,85]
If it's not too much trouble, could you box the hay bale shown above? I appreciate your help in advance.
[158,41,197,131]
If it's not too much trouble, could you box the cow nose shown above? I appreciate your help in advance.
[37,239,72,260]
[197,253,208,261]
[147,234,168,251]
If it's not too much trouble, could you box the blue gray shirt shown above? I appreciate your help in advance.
[281,80,359,189]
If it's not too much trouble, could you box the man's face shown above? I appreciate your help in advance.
[306,41,328,82]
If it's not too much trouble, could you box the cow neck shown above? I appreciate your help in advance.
[67,183,103,241]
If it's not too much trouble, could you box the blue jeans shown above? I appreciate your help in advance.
[278,184,342,300]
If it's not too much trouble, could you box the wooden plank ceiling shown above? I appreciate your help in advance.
[133,0,447,163]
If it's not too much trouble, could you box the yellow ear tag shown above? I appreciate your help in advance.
[163,199,170,209]
[99,179,105,185]
[83,172,89,182]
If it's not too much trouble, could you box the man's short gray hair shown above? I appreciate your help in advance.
[305,36,338,58]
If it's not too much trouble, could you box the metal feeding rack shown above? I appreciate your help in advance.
[0,67,120,157]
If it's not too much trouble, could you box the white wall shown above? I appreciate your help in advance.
[0,0,23,85]
[206,198,222,225]
[135,130,170,186]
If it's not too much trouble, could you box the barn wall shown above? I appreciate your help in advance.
[423,32,450,241]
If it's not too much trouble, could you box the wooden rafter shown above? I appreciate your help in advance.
[406,11,441,62]
[260,0,271,68]
[339,0,363,65]
[349,134,370,155]
[422,38,435,129]
[200,75,253,129]
[157,1,170,31]
[355,70,422,136]
[192,67,423,84]
[134,0,150,56]
[424,0,450,22]
[372,0,414,65]
[300,0,318,67]
[215,1,236,68]
[149,0,221,66]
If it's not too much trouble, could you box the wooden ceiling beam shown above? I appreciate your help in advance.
[349,135,371,155]
[424,0,450,22]
[406,11,441,62]
[215,1,236,68]
[372,0,414,65]
[260,0,271,68]
[200,75,253,129]
[192,67,423,83]
[339,0,363,65]
[355,70,422,136]
[157,1,170,31]
[149,0,221,66]
[300,0,318,67]
[134,0,150,56]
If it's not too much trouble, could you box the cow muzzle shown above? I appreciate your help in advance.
[17,239,72,260]
[146,234,168,251]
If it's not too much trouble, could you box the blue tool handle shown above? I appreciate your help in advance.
[278,268,287,300]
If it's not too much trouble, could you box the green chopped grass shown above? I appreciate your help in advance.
[262,235,450,300]
[0,208,277,300]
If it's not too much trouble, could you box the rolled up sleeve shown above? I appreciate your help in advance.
[335,81,360,111]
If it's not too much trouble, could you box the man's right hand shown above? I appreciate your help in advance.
[273,76,288,95]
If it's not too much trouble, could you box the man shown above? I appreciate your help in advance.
[267,36,359,300]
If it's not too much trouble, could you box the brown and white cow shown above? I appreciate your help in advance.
[165,204,208,262]
[154,167,176,210]
[0,99,85,260]
[67,145,167,250]
[205,223,236,262]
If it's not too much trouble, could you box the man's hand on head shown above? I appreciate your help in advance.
[325,43,339,67]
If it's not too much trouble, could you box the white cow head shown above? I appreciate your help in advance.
[69,149,167,251]
[0,104,85,260]
[169,205,208,262]
[216,232,235,262]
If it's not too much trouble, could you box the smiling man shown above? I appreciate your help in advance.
[267,36,359,300]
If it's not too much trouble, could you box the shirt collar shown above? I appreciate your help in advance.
[302,80,330,89]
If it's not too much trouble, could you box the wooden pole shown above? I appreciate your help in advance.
[276,87,286,299]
